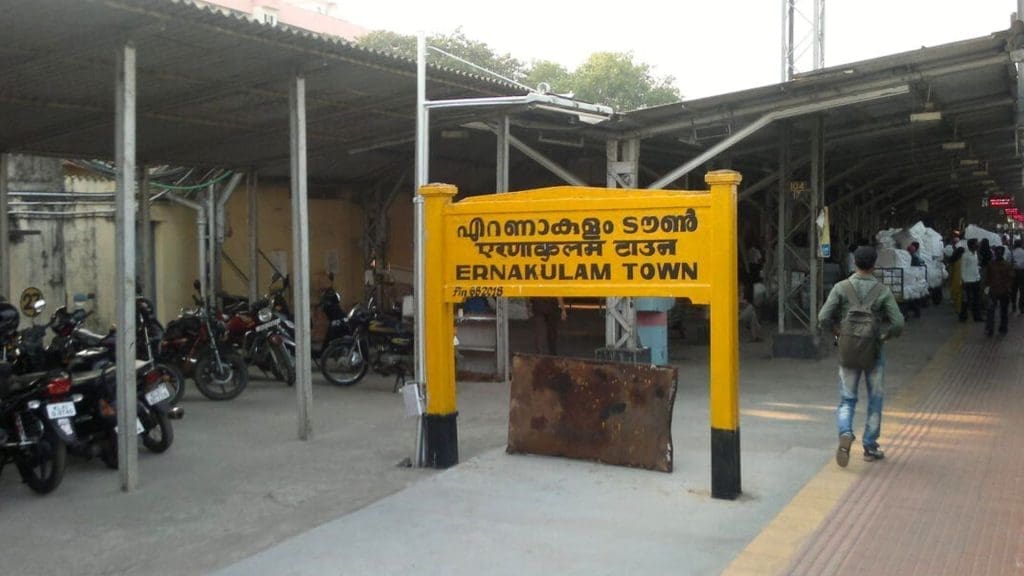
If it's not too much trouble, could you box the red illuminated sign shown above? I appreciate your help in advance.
[989,196,1012,207]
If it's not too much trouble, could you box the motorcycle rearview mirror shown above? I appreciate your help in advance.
[272,271,281,282]
[193,279,201,291]
[327,271,335,283]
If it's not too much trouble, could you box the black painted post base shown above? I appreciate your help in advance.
[424,412,459,468]
[711,427,741,500]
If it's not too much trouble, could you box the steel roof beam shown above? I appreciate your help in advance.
[646,85,911,189]
[628,54,1008,141]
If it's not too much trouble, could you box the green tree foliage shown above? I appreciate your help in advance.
[522,60,573,93]
[358,30,681,111]
[569,52,681,111]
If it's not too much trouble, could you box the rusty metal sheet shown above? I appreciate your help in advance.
[507,354,678,472]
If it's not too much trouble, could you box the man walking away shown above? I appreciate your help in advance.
[960,239,983,322]
[1012,240,1024,314]
[530,297,566,355]
[984,246,1013,337]
[819,246,905,467]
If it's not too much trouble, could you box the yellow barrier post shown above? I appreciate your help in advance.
[420,183,460,467]
[707,170,742,499]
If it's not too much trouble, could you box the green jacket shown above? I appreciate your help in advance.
[818,272,905,341]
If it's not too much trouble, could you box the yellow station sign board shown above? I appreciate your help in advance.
[442,188,716,303]
[419,171,743,499]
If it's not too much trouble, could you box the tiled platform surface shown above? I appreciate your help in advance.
[786,326,1024,575]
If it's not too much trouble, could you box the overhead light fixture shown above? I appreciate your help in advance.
[910,111,942,123]
[972,170,989,177]
[942,141,966,150]
[960,159,980,167]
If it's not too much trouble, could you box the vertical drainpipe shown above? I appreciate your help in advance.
[248,171,259,304]
[163,193,207,303]
[114,41,139,491]
[207,183,217,307]
[139,167,153,303]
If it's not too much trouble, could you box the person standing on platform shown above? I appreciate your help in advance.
[1012,240,1024,314]
[984,246,1013,337]
[960,239,983,322]
[819,246,905,467]
[949,246,965,315]
[531,297,566,355]
[739,290,762,342]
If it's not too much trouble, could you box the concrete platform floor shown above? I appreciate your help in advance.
[0,308,955,575]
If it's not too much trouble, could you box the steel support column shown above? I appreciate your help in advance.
[776,125,791,333]
[114,41,138,491]
[289,74,313,441]
[495,115,511,383]
[0,154,8,300]
[247,171,259,304]
[809,116,825,335]
[414,31,429,467]
[605,139,639,349]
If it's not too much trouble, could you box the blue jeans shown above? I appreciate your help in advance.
[837,352,885,450]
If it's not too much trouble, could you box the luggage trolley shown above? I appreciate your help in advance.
[873,268,905,303]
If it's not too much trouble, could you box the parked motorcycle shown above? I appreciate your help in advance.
[0,301,78,494]
[68,297,186,405]
[4,296,182,468]
[319,288,413,389]
[66,360,180,469]
[160,281,248,401]
[222,282,296,386]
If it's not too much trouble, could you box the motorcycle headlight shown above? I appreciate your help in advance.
[258,307,273,323]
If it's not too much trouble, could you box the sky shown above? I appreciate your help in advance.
[336,0,1017,99]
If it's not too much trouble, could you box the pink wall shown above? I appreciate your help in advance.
[201,0,368,41]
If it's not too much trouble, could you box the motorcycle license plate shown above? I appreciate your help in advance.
[46,401,76,419]
[145,383,171,405]
[255,318,281,332]
[114,418,145,435]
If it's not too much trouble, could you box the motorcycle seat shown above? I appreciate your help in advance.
[72,368,106,385]
[0,371,45,398]
[75,327,108,347]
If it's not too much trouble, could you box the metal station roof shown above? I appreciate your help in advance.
[0,0,529,188]
[613,30,1023,219]
[1,0,1021,219]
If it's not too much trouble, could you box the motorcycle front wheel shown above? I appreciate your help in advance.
[194,349,248,401]
[270,342,296,387]
[320,340,368,386]
[15,424,67,494]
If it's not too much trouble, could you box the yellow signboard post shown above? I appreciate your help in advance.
[420,170,742,499]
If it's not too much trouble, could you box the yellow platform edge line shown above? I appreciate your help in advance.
[721,327,965,576]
